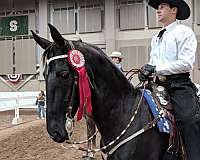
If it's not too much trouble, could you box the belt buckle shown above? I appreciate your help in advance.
[158,75,166,82]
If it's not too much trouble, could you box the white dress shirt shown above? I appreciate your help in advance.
[149,21,197,75]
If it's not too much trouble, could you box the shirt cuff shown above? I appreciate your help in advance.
[155,64,169,75]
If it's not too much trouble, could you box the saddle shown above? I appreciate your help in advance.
[150,83,172,111]
[147,82,188,160]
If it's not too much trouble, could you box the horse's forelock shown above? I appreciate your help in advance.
[41,42,57,66]
[42,51,47,66]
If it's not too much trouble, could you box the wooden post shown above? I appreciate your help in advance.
[12,95,22,125]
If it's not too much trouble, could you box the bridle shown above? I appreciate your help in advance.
[44,40,74,76]
[43,40,79,134]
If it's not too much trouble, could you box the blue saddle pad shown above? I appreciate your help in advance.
[143,89,170,134]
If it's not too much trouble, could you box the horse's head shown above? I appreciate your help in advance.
[32,24,131,143]
[31,24,83,143]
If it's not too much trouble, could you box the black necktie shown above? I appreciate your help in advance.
[157,28,166,40]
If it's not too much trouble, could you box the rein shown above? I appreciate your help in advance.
[125,68,140,81]
[61,82,163,157]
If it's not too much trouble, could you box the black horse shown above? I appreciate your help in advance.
[31,28,96,159]
[31,24,169,160]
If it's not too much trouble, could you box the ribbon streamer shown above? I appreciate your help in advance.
[76,67,92,121]
[68,49,92,121]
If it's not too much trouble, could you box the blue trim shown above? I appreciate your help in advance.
[143,89,170,133]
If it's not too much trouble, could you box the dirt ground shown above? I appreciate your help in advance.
[0,109,102,160]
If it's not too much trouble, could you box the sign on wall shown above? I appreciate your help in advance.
[0,15,28,36]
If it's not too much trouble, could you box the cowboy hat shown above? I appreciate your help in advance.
[148,0,190,20]
[109,51,123,59]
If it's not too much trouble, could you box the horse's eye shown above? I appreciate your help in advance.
[58,71,69,79]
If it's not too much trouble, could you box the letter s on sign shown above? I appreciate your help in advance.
[10,20,18,32]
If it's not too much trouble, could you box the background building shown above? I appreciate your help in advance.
[0,0,200,91]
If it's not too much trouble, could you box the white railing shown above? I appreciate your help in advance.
[0,92,39,124]
[0,96,37,111]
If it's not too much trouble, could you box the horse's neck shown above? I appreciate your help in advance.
[93,70,133,103]
[91,69,136,141]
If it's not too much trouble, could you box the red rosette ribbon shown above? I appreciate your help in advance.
[68,49,92,121]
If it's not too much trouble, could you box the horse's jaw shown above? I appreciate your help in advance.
[46,99,69,143]
[46,107,69,143]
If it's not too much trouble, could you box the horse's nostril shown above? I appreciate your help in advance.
[49,130,68,143]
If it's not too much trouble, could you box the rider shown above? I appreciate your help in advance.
[139,0,200,159]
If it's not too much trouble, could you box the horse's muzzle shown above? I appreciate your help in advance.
[48,130,69,143]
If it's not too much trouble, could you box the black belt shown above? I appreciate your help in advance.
[157,72,190,82]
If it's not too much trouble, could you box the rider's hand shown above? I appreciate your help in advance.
[138,64,156,82]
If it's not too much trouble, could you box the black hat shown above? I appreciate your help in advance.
[148,0,190,20]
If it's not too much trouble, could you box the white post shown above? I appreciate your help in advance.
[12,95,22,125]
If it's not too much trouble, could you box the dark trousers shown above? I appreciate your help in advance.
[157,73,200,160]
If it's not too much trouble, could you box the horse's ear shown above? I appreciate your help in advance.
[31,30,51,49]
[48,24,66,48]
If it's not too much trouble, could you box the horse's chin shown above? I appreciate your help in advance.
[52,136,66,143]
[48,131,69,143]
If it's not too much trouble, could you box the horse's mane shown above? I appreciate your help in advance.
[80,42,128,78]
[41,39,127,81]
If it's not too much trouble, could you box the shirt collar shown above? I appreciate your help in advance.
[163,21,178,32]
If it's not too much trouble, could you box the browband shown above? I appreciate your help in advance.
[46,54,68,65]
